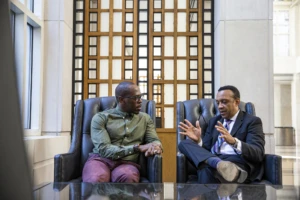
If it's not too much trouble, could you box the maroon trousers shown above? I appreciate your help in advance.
[82,154,140,183]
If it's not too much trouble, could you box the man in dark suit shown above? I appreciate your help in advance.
[178,85,265,183]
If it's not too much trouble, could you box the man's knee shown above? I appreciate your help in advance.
[178,139,193,151]
[82,160,110,183]
[83,173,110,183]
[112,165,140,183]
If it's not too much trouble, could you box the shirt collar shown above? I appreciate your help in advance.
[228,109,240,122]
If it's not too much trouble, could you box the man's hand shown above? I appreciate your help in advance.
[178,119,202,143]
[215,121,235,145]
[139,143,163,157]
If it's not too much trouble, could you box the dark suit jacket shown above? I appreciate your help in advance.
[202,111,265,181]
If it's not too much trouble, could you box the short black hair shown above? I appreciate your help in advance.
[115,81,135,97]
[218,85,240,99]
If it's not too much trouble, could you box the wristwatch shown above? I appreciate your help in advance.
[133,144,140,152]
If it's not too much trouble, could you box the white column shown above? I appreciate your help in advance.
[292,73,300,147]
[42,0,73,135]
[214,0,275,153]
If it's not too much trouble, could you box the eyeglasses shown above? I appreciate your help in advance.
[121,95,144,102]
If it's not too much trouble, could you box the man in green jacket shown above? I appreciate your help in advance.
[82,81,162,183]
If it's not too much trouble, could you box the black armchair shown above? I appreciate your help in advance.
[176,99,282,185]
[54,97,162,183]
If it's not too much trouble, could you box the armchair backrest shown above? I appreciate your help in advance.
[70,97,156,177]
[176,99,256,177]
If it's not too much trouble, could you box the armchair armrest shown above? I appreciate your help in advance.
[147,154,162,183]
[263,154,282,185]
[54,151,81,182]
[177,152,187,183]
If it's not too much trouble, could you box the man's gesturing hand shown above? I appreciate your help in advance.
[178,119,202,143]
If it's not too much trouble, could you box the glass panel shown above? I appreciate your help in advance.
[126,0,133,9]
[204,12,211,21]
[177,37,186,57]
[204,24,211,33]
[140,0,148,9]
[204,1,211,9]
[154,0,161,9]
[75,47,83,57]
[139,59,148,68]
[204,59,212,69]
[164,60,174,80]
[204,95,212,99]
[139,23,148,33]
[154,13,161,21]
[112,60,121,79]
[100,36,109,56]
[77,1,84,9]
[90,0,97,8]
[190,84,198,93]
[126,23,133,32]
[89,70,96,79]
[99,59,109,79]
[139,70,147,81]
[177,13,186,32]
[190,0,198,8]
[99,84,109,97]
[114,0,122,9]
[90,23,97,32]
[178,0,186,9]
[165,0,174,9]
[140,11,148,21]
[190,60,198,69]
[101,13,109,32]
[177,60,186,80]
[75,83,82,93]
[164,108,174,128]
[154,23,161,32]
[90,37,97,45]
[190,13,197,22]
[126,13,133,22]
[75,35,83,45]
[164,84,174,104]
[139,47,147,57]
[190,47,197,56]
[164,37,174,56]
[204,35,211,45]
[90,13,97,21]
[125,47,133,56]
[154,47,161,56]
[190,70,197,79]
[139,35,147,45]
[76,23,83,33]
[89,60,97,69]
[89,94,96,98]
[75,70,82,81]
[75,59,83,68]
[101,0,110,9]
[125,37,133,46]
[204,83,212,93]
[153,95,161,103]
[76,12,83,21]
[125,60,133,69]
[112,84,118,95]
[154,37,161,46]
[165,13,174,32]
[204,47,211,57]
[153,60,161,69]
[113,36,122,56]
[89,47,97,56]
[190,94,198,99]
[125,70,133,79]
[113,12,122,32]
[190,37,197,46]
[177,84,187,101]
[190,23,197,32]
[204,71,212,81]
[139,82,147,94]
[89,84,97,93]
[153,71,161,79]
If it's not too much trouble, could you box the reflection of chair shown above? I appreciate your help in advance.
[176,99,282,185]
[54,97,162,183]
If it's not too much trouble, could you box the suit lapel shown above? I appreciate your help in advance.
[230,111,244,137]
[212,117,224,144]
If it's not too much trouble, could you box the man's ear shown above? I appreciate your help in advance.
[235,98,240,106]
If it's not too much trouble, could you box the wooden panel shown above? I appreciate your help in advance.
[158,131,176,182]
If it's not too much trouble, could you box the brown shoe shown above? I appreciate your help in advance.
[216,161,247,183]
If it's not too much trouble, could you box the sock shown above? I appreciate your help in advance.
[206,157,222,169]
